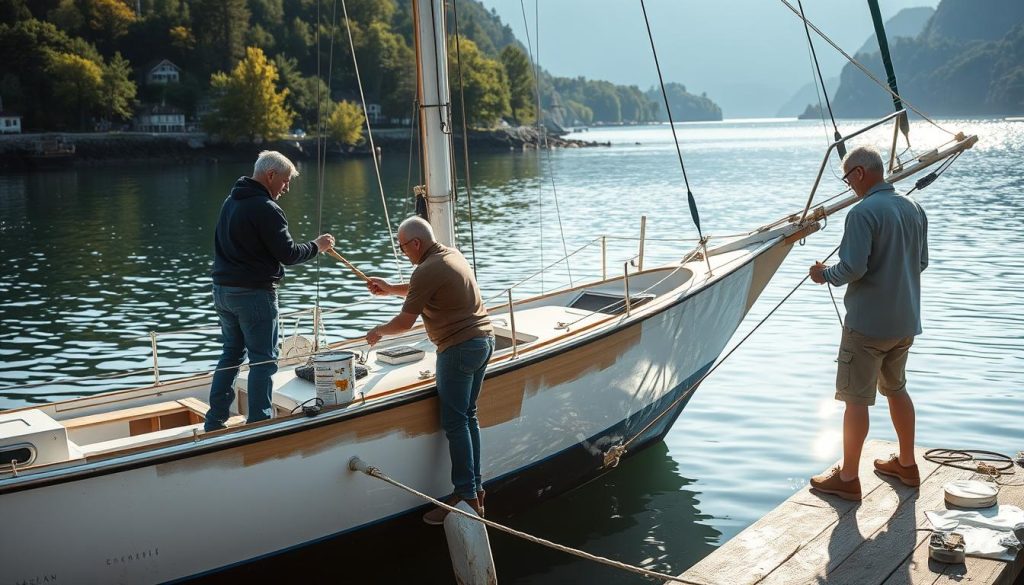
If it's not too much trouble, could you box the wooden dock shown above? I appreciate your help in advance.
[671,440,1023,585]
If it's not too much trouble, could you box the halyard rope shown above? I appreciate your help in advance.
[339,0,404,280]
[348,457,700,584]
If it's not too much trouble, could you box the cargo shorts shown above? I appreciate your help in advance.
[835,327,915,406]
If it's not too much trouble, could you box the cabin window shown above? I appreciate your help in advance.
[569,291,655,315]
[0,444,36,468]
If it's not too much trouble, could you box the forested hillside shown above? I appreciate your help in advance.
[832,0,1024,117]
[0,0,722,139]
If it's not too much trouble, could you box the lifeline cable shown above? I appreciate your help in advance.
[639,0,705,243]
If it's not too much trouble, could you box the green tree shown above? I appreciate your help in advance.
[274,54,333,131]
[191,0,249,75]
[206,46,293,143]
[449,37,510,128]
[500,45,535,125]
[101,51,136,121]
[327,100,365,146]
[361,21,415,119]
[47,51,104,129]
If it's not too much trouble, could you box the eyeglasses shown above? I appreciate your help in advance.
[398,237,419,251]
[841,166,863,186]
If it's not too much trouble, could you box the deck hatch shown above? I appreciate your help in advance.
[568,291,655,315]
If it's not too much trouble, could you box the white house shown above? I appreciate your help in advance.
[0,97,21,134]
[146,60,181,85]
[135,104,185,133]
[366,103,382,124]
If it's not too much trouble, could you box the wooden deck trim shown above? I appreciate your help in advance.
[62,400,189,429]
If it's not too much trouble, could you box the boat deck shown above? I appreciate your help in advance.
[670,440,1023,585]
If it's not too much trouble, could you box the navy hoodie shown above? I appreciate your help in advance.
[212,176,318,289]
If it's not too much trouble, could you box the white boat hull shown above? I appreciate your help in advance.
[0,236,795,584]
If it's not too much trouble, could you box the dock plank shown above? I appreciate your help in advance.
[671,440,1023,585]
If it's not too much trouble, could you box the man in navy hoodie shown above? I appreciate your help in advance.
[206,150,334,431]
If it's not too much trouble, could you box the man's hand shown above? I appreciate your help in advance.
[809,261,828,285]
[314,233,336,252]
[367,276,391,296]
[366,325,383,346]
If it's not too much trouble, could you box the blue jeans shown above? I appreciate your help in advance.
[206,285,279,431]
[435,336,494,501]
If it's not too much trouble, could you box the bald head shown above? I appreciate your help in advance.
[398,216,436,244]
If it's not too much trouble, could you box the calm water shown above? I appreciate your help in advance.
[1,119,1022,583]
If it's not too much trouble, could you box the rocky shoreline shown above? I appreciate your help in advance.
[0,127,607,170]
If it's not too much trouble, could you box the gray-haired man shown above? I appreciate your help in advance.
[206,151,335,431]
[808,145,929,500]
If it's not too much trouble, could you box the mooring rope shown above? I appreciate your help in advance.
[348,457,700,584]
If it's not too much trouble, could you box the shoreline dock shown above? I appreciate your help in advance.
[671,439,1023,585]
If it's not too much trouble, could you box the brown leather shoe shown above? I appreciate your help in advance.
[874,454,921,487]
[810,466,862,501]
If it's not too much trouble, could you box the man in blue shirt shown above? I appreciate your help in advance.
[206,151,334,431]
[807,146,929,500]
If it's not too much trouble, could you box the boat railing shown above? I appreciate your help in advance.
[798,109,906,223]
[4,229,703,395]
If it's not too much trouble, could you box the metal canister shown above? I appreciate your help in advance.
[312,351,357,406]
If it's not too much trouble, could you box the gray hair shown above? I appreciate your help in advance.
[398,216,436,244]
[842,146,884,175]
[253,150,299,179]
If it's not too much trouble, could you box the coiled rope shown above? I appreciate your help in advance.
[348,456,700,584]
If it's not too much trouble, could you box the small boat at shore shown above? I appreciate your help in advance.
[0,1,977,583]
[22,135,76,168]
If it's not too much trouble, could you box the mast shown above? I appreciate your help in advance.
[412,0,457,248]
[867,0,910,140]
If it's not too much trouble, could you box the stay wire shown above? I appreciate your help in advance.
[621,244,843,452]
[448,0,479,277]
[777,0,954,137]
[339,0,404,280]
[519,0,574,288]
[639,0,704,241]
[796,0,845,159]
[314,0,325,325]
[517,0,544,290]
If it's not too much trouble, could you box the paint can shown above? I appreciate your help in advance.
[313,351,357,406]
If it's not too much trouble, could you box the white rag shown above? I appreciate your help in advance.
[925,505,1024,561]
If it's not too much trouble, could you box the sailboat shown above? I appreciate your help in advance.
[0,1,976,582]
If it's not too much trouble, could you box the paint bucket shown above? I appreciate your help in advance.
[313,351,357,406]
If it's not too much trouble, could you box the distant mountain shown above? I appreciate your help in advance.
[832,0,1024,117]
[776,78,838,118]
[778,7,931,118]
[856,7,935,55]
[922,0,1023,43]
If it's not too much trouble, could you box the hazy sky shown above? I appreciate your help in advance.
[477,0,942,117]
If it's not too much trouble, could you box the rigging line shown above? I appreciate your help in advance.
[443,2,462,248]
[797,0,846,159]
[777,0,955,137]
[339,0,404,280]
[448,0,479,276]
[638,0,705,242]
[530,0,574,287]
[516,0,543,291]
[405,98,417,215]
[314,0,324,322]
[621,243,843,452]
[804,24,833,148]
[428,0,448,132]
